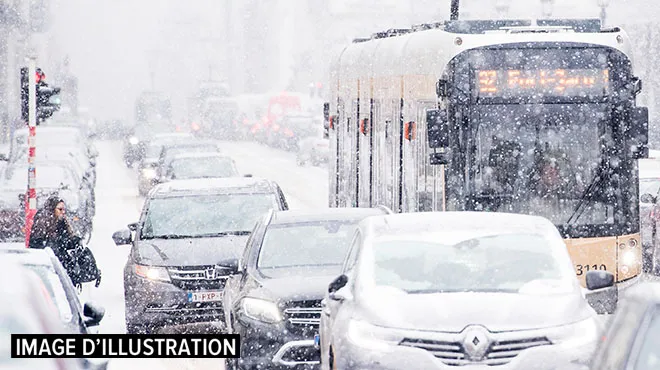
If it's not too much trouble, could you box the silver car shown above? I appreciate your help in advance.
[319,211,613,370]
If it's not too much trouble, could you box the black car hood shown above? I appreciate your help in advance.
[254,266,341,302]
[361,288,593,332]
[135,235,249,267]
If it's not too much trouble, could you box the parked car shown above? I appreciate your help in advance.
[639,173,660,274]
[0,260,86,370]
[112,177,289,334]
[319,212,613,370]
[588,282,660,369]
[0,245,105,334]
[223,207,393,370]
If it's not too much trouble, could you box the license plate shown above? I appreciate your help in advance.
[187,291,222,303]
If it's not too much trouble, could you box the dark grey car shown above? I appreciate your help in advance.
[223,206,392,370]
[112,177,289,333]
[639,176,660,273]
[588,282,660,369]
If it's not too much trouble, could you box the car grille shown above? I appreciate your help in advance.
[167,265,230,290]
[283,300,322,336]
[400,336,552,366]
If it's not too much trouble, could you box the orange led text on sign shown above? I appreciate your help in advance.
[478,70,497,93]
[477,69,609,95]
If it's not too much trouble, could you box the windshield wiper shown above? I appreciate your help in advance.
[141,234,192,240]
[141,231,252,239]
[565,162,607,227]
[190,231,252,237]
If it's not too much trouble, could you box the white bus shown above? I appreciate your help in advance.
[327,18,650,311]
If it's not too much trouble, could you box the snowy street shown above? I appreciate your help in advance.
[80,139,328,369]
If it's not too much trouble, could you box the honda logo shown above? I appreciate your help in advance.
[205,267,217,280]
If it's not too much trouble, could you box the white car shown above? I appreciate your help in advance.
[319,211,612,370]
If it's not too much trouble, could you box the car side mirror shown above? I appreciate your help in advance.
[112,229,132,245]
[586,270,615,291]
[83,301,105,327]
[328,274,348,294]
[218,258,239,275]
[641,193,656,204]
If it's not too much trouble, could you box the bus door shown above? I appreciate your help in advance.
[401,81,419,213]
[336,96,349,208]
[357,77,373,207]
[393,86,405,213]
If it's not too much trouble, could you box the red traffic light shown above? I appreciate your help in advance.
[35,69,45,83]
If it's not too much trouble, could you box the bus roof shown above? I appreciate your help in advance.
[334,18,635,81]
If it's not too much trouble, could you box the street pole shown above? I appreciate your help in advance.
[25,56,37,248]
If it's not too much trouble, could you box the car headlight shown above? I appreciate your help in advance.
[134,265,170,283]
[240,298,282,324]
[141,168,157,179]
[347,319,403,350]
[545,317,600,348]
[129,137,139,145]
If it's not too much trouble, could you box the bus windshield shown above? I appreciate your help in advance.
[466,103,619,234]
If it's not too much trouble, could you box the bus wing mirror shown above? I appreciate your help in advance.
[631,106,649,159]
[323,102,330,122]
[427,109,449,149]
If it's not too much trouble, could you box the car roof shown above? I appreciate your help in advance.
[360,211,557,238]
[0,245,56,267]
[169,152,233,161]
[150,177,278,197]
[270,207,390,225]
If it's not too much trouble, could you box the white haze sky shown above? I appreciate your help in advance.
[39,0,650,123]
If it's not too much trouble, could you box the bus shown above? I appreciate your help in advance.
[327,18,649,310]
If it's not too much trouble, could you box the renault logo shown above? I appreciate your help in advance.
[204,267,217,280]
[462,326,491,361]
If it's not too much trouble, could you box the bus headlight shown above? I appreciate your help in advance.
[129,137,139,145]
[621,250,639,267]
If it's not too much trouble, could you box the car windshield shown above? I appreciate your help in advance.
[169,157,239,179]
[257,221,358,270]
[14,263,73,323]
[633,308,660,370]
[141,193,277,238]
[368,233,571,294]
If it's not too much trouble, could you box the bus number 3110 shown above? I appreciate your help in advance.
[575,264,607,276]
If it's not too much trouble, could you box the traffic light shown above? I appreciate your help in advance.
[37,81,61,122]
[20,67,61,124]
[36,68,61,122]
